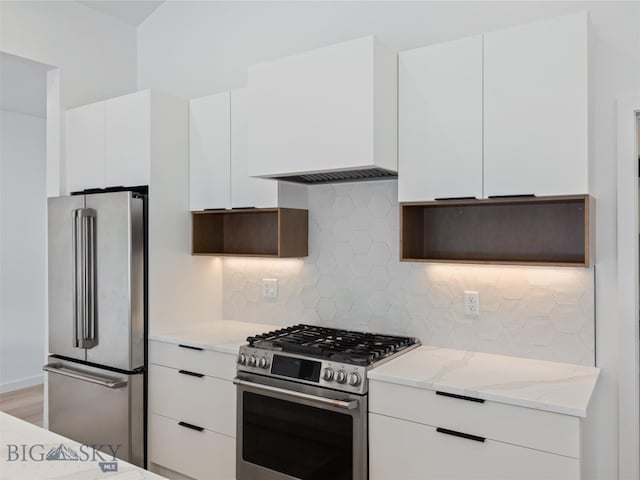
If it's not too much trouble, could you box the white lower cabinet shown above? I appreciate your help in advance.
[150,413,235,480]
[370,413,578,480]
[369,380,584,480]
[148,341,236,480]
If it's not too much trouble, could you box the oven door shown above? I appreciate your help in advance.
[234,373,367,480]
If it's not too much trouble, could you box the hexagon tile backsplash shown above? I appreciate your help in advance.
[223,180,595,366]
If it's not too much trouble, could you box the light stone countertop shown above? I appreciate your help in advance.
[0,412,165,480]
[148,320,279,354]
[368,345,600,417]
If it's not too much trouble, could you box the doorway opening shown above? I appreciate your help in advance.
[0,52,54,427]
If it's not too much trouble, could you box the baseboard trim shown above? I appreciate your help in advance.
[0,374,44,394]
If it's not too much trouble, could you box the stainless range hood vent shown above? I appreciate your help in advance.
[273,168,397,185]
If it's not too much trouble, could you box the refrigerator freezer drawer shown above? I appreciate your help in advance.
[45,357,144,467]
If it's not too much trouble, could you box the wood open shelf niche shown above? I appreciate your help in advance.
[192,208,308,257]
[400,195,593,267]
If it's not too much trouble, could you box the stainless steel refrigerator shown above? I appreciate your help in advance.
[44,190,146,467]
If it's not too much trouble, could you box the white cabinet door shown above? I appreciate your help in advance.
[370,414,579,480]
[65,102,105,193]
[483,12,589,197]
[399,35,483,202]
[189,92,231,210]
[230,88,278,208]
[105,90,151,188]
[249,36,396,177]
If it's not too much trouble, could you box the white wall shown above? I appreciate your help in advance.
[138,2,640,478]
[0,1,136,110]
[0,110,47,393]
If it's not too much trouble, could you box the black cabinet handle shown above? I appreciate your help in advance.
[487,194,535,199]
[178,421,204,432]
[436,427,485,443]
[178,344,203,351]
[436,391,485,404]
[434,196,477,201]
[179,369,204,378]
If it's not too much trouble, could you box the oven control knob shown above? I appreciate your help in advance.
[322,368,335,382]
[247,355,257,367]
[347,373,361,387]
[258,357,270,369]
[238,353,247,365]
[335,370,347,384]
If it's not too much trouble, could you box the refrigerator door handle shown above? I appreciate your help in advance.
[73,208,98,349]
[43,363,127,389]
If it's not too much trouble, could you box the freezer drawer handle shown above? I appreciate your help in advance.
[43,363,127,389]
[436,427,486,443]
[179,369,204,378]
[72,208,98,349]
[178,344,203,351]
[233,378,358,411]
[178,421,204,432]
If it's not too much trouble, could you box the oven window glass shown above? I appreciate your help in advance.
[243,391,353,480]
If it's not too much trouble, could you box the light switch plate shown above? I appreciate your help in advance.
[262,278,278,299]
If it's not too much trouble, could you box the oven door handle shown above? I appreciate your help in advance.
[233,378,359,411]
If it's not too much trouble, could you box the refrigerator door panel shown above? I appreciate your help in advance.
[45,357,144,467]
[48,195,87,362]
[85,192,144,371]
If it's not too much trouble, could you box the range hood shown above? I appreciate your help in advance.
[272,167,397,185]
[248,36,398,185]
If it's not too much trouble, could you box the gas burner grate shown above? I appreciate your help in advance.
[246,324,419,366]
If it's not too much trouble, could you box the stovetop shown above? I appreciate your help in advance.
[246,324,419,367]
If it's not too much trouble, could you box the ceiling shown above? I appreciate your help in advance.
[0,53,52,118]
[78,1,165,26]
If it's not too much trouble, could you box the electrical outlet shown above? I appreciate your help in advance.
[262,278,278,299]
[464,291,480,316]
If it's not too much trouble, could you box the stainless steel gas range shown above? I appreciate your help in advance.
[234,324,420,480]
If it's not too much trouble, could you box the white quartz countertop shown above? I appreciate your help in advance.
[0,412,165,480]
[368,346,600,417]
[148,320,279,354]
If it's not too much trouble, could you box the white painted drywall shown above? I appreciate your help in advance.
[0,110,47,393]
[137,3,640,478]
[0,1,136,110]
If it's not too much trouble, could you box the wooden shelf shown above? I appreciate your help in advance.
[192,208,308,257]
[400,195,593,267]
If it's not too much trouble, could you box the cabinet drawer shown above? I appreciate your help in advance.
[370,413,579,480]
[369,380,579,458]
[149,364,235,437]
[150,413,235,480]
[149,340,236,380]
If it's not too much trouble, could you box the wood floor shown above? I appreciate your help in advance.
[0,384,44,427]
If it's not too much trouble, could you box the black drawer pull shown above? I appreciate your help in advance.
[178,344,203,351]
[178,421,204,432]
[179,369,204,378]
[436,427,485,443]
[436,391,485,404]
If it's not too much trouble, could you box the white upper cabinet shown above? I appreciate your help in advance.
[189,89,307,211]
[65,101,106,193]
[65,90,161,193]
[230,88,279,208]
[189,92,231,210]
[248,36,397,179]
[105,91,151,188]
[398,13,589,202]
[399,35,483,202]
[483,12,589,197]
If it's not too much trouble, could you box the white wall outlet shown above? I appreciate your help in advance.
[464,291,480,316]
[262,278,278,299]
